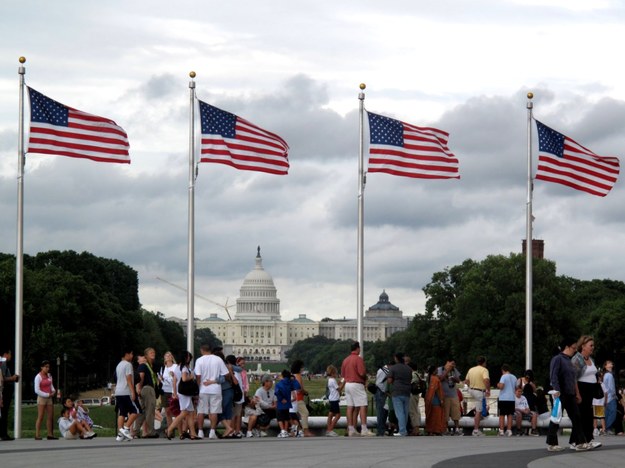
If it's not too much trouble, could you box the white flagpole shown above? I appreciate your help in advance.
[357,83,366,356]
[14,56,26,438]
[187,72,197,354]
[525,92,534,371]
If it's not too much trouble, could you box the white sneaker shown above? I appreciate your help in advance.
[472,430,484,436]
[589,440,602,449]
[593,428,600,437]
[246,431,253,438]
[574,443,590,451]
[197,430,204,439]
[119,427,131,440]
[326,431,338,437]
[505,430,512,437]
[278,430,289,438]
[348,429,360,437]
[498,429,505,436]
[547,445,564,452]
[208,432,218,440]
[260,430,268,437]
[115,434,124,442]
[361,430,375,437]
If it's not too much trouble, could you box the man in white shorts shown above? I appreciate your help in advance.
[341,341,374,437]
[195,344,229,439]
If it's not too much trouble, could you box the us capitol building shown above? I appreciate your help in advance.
[172,247,410,361]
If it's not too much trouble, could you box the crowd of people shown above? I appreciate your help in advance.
[0,334,623,450]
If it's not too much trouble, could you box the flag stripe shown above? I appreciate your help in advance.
[535,120,619,197]
[366,111,459,179]
[27,87,130,164]
[29,123,129,150]
[199,100,289,175]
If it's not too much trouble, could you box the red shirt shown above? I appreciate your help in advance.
[341,351,366,384]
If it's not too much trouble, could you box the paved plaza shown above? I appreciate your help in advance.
[1,435,624,468]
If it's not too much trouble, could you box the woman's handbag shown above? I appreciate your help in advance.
[593,382,605,400]
[233,382,243,402]
[178,377,199,397]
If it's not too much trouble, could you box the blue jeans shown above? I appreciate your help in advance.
[374,390,388,436]
[392,394,410,436]
[606,398,617,431]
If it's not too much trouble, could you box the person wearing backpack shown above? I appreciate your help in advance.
[387,353,412,437]
[374,362,390,436]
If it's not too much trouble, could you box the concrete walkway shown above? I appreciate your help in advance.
[1,434,625,467]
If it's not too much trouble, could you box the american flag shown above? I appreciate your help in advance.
[27,87,130,164]
[367,111,459,179]
[198,100,289,175]
[535,120,619,197]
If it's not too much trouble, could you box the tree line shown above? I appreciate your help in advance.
[0,250,189,398]
[287,254,625,388]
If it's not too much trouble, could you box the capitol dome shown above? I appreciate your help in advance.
[234,246,281,321]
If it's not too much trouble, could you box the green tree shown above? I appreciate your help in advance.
[194,327,222,357]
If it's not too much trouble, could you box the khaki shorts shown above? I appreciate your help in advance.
[443,396,461,421]
[37,396,53,406]
[345,382,368,407]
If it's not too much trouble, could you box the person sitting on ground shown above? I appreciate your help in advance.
[514,386,538,436]
[254,374,277,435]
[58,406,96,440]
[244,395,264,438]
[74,400,94,428]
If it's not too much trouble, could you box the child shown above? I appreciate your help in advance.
[289,387,303,437]
[325,365,342,437]
[514,386,538,435]
[593,373,607,437]
[75,400,94,428]
[63,398,78,420]
[496,364,517,437]
[274,370,300,438]
[58,406,96,440]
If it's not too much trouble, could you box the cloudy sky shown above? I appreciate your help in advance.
[1,1,625,323]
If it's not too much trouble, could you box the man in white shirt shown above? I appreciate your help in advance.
[114,349,140,441]
[195,344,229,439]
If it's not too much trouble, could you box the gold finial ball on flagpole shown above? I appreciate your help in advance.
[19,56,26,63]
[527,92,534,100]
[359,83,366,90]
[189,71,196,79]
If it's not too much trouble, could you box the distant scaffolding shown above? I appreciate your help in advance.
[522,239,545,259]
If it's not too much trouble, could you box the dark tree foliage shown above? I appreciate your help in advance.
[193,327,223,357]
[286,336,353,374]
[279,254,625,387]
[0,250,185,397]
